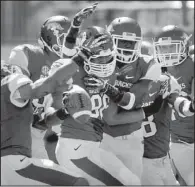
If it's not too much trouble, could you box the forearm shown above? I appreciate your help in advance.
[65,26,79,47]
[173,97,194,117]
[104,108,145,126]
[64,26,79,57]
[104,83,135,110]
[18,58,79,100]
[105,80,154,110]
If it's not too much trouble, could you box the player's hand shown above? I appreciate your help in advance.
[159,74,182,99]
[83,75,108,93]
[72,2,98,27]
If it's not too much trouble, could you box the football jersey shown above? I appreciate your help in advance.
[60,65,115,142]
[1,74,33,157]
[167,57,194,143]
[8,44,51,81]
[143,79,173,159]
[8,44,52,116]
[143,100,171,158]
[103,56,161,137]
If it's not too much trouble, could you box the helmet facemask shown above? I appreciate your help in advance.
[112,32,142,64]
[84,49,116,78]
[153,38,187,67]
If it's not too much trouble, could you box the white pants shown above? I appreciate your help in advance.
[31,127,48,159]
[141,155,178,185]
[100,128,144,180]
[170,142,194,185]
[1,155,87,185]
[56,137,140,185]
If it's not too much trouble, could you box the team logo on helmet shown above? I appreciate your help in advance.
[47,22,64,37]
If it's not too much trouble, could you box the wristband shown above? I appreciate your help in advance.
[104,83,124,103]
[72,53,84,66]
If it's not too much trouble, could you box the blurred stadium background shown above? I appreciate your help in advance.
[1,1,194,60]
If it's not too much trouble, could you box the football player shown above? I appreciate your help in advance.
[96,17,161,180]
[1,61,90,185]
[44,26,140,185]
[6,3,97,160]
[153,25,194,185]
[141,72,194,185]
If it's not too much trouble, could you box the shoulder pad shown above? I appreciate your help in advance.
[140,55,154,64]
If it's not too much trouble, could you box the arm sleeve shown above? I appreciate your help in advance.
[119,79,157,110]
[63,25,79,57]
[8,74,32,107]
[140,58,161,81]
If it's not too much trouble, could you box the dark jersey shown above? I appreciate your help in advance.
[59,61,115,142]
[143,100,171,158]
[1,74,33,157]
[143,72,194,158]
[8,44,51,81]
[8,44,51,115]
[103,55,161,137]
[167,57,194,143]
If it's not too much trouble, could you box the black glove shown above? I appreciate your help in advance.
[83,74,124,102]
[142,95,163,118]
[83,75,107,93]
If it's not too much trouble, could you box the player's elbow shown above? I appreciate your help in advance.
[174,97,194,117]
[118,92,135,110]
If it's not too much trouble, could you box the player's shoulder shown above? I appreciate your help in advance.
[138,55,161,80]
[9,44,44,76]
[181,56,194,74]
[138,54,154,65]
[137,54,157,72]
[185,56,194,66]
[12,44,43,55]
[11,44,44,64]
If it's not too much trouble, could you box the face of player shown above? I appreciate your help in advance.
[84,54,116,78]
[113,37,141,64]
[154,40,186,67]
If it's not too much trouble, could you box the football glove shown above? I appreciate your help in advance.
[72,2,98,28]
[159,73,182,99]
[83,75,108,93]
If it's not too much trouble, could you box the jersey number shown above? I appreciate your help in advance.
[142,115,157,138]
[90,94,109,119]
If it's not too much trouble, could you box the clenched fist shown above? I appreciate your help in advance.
[159,73,182,99]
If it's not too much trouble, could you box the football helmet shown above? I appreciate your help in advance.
[153,25,192,67]
[77,26,116,78]
[38,16,71,58]
[107,17,142,64]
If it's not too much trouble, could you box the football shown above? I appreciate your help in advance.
[63,84,92,124]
